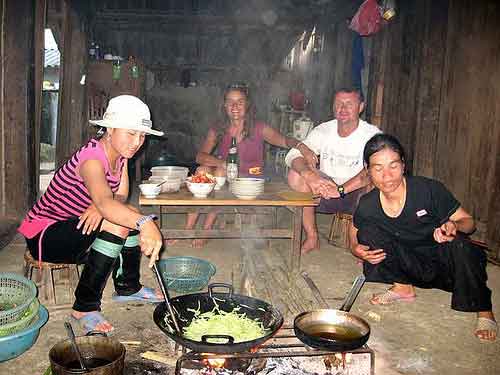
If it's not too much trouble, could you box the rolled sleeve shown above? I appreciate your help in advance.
[284,147,303,168]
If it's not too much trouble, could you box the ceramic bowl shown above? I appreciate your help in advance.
[186,179,215,198]
[214,176,226,190]
[148,177,182,193]
[139,183,161,198]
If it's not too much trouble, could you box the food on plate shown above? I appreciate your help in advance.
[248,166,262,175]
[190,173,215,184]
[182,305,268,343]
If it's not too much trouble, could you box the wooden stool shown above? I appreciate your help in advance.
[328,213,353,249]
[23,250,80,306]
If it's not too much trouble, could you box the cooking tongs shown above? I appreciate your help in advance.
[152,262,181,333]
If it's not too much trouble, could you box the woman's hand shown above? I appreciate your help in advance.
[296,143,318,170]
[138,221,163,267]
[77,204,102,235]
[433,220,457,243]
[352,244,386,264]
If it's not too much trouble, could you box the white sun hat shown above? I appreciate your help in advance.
[89,95,164,136]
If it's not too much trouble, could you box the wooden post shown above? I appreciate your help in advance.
[0,0,37,216]
[56,1,87,167]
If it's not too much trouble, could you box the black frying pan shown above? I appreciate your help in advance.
[153,283,284,353]
[294,275,370,351]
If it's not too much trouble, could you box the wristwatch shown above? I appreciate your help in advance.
[135,214,157,230]
[337,185,346,199]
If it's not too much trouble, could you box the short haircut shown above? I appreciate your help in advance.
[363,133,406,168]
[335,86,364,102]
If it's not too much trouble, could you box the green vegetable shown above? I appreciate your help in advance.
[183,305,268,343]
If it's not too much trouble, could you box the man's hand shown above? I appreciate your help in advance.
[138,221,164,267]
[77,204,102,235]
[322,184,341,199]
[433,220,457,243]
[296,143,318,170]
[302,171,337,197]
[352,243,386,264]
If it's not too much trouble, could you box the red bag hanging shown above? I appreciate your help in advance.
[349,0,384,36]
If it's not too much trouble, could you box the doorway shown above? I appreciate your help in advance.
[39,28,60,193]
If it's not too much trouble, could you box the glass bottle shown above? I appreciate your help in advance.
[89,41,96,60]
[129,56,139,79]
[226,136,239,182]
[112,58,121,80]
[95,44,101,60]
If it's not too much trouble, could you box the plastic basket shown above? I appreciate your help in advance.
[0,304,49,362]
[0,273,37,326]
[0,298,40,337]
[158,256,216,293]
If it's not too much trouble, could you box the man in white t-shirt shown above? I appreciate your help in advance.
[285,87,381,253]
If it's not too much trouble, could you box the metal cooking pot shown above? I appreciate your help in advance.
[49,332,125,375]
[153,283,283,353]
[294,275,370,351]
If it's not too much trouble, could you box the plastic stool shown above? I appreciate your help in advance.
[328,213,353,249]
[23,250,80,307]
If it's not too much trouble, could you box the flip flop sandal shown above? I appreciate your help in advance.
[370,289,416,305]
[112,286,163,303]
[71,311,114,335]
[475,317,498,343]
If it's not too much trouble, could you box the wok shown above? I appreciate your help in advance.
[153,283,283,353]
[294,274,370,351]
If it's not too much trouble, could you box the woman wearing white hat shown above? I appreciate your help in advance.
[19,95,164,334]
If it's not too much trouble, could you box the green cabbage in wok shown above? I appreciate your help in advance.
[182,303,268,343]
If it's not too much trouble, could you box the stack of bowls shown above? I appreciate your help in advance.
[230,178,265,200]
[150,166,189,182]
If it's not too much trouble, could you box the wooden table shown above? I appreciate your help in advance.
[139,183,318,274]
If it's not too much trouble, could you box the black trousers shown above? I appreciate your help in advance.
[26,219,142,311]
[357,224,492,312]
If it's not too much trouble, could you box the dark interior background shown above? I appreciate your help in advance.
[1,0,499,261]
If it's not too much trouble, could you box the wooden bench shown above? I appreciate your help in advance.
[328,213,353,249]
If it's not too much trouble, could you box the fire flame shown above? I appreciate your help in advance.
[203,357,226,368]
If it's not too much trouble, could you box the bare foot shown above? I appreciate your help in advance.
[71,310,114,333]
[475,311,497,342]
[191,239,208,248]
[165,239,178,246]
[301,236,320,254]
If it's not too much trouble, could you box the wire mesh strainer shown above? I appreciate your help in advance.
[158,256,216,293]
[0,273,37,327]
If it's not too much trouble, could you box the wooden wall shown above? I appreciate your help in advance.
[366,0,500,261]
[0,0,36,217]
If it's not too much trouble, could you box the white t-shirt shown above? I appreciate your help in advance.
[285,119,381,185]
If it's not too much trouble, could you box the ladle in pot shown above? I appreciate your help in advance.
[152,262,181,333]
[64,321,88,372]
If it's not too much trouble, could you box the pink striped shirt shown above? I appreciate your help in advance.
[19,139,125,238]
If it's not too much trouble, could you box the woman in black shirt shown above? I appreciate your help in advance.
[349,133,496,342]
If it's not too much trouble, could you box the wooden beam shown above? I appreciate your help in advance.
[94,11,314,33]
